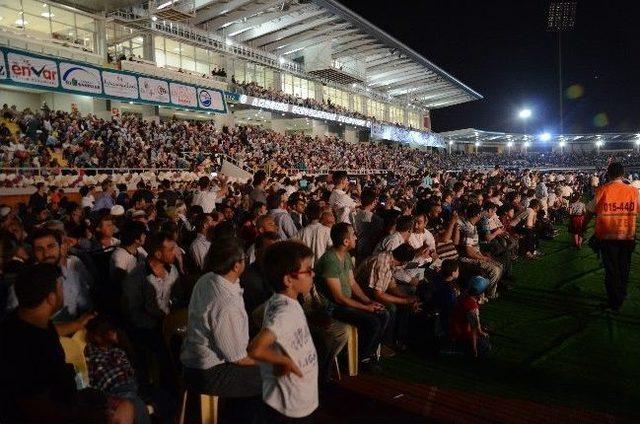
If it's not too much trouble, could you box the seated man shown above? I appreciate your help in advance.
[0,263,133,424]
[457,204,503,299]
[181,240,262,421]
[315,223,389,366]
[355,244,420,346]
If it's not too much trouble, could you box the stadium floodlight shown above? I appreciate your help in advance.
[474,142,480,147]
[523,141,531,148]
[559,140,566,147]
[518,108,532,119]
[539,132,552,142]
[448,140,454,145]
[225,38,233,46]
[635,137,640,146]
[278,57,285,65]
[595,140,603,147]
[506,141,514,147]
[151,15,158,21]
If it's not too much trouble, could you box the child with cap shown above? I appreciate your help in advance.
[449,275,491,358]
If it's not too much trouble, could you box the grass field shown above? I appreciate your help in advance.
[382,227,640,419]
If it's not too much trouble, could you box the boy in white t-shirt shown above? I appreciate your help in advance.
[248,241,318,423]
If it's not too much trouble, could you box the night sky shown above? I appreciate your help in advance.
[338,0,640,134]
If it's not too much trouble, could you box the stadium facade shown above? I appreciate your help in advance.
[0,0,481,149]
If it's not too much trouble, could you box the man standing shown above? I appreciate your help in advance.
[329,171,357,224]
[585,162,639,312]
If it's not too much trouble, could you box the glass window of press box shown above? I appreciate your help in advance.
[367,98,386,121]
[283,73,315,100]
[408,111,423,130]
[388,105,405,125]
[153,35,225,75]
[0,0,96,51]
[323,86,349,109]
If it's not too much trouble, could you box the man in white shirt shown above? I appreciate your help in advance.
[189,213,214,271]
[267,192,298,240]
[329,171,357,224]
[110,220,147,288]
[407,213,437,263]
[296,202,334,265]
[191,175,228,214]
[181,240,262,421]
[31,227,93,322]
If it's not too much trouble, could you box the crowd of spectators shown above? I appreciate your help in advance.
[3,106,639,192]
[0,147,606,422]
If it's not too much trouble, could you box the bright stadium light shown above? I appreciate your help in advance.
[225,38,232,46]
[523,141,531,148]
[278,57,285,65]
[474,142,480,147]
[506,141,514,147]
[559,140,566,147]
[595,140,603,147]
[518,108,532,119]
[539,132,552,142]
[448,140,454,145]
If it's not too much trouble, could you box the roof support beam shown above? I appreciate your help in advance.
[278,28,358,54]
[201,0,284,31]
[333,44,381,59]
[249,15,340,47]
[234,7,326,42]
[194,0,254,25]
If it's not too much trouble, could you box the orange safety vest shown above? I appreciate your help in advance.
[594,180,639,240]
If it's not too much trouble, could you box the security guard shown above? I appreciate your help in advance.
[585,162,639,311]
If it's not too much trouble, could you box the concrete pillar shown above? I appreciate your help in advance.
[93,99,112,120]
[344,126,357,143]
[315,83,324,102]
[311,119,328,138]
[94,17,108,61]
[270,116,287,133]
[142,33,155,62]
[273,70,283,91]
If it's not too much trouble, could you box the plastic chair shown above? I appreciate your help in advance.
[163,310,219,424]
[346,324,359,377]
[59,336,89,387]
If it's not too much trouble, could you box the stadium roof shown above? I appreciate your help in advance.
[441,128,640,145]
[167,0,482,109]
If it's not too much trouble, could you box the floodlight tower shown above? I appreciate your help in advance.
[547,1,577,135]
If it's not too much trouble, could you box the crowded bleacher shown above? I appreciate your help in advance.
[4,99,637,422]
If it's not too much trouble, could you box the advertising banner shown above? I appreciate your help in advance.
[0,47,227,114]
[0,51,6,79]
[170,82,198,108]
[7,51,59,88]
[197,88,225,112]
[59,62,102,94]
[139,77,170,103]
[102,71,139,99]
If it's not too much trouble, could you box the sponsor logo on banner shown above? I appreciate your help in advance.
[102,71,138,99]
[0,51,6,79]
[59,62,102,94]
[7,52,59,87]
[139,77,170,103]
[197,89,224,111]
[170,83,197,108]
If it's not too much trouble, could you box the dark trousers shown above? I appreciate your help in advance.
[263,403,315,424]
[184,364,262,423]
[599,239,635,310]
[331,305,389,360]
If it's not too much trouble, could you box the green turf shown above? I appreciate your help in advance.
[382,227,640,418]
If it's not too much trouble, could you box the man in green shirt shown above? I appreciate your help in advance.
[315,223,389,363]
